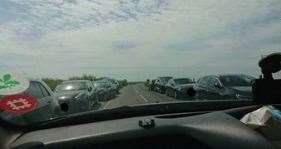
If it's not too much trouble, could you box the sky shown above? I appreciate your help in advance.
[0,0,280,81]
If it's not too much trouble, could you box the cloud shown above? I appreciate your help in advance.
[112,40,138,51]
[0,0,280,81]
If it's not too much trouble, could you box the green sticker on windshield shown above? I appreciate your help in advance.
[0,74,20,89]
[0,72,29,96]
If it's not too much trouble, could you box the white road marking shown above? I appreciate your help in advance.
[139,95,148,102]
[103,101,111,109]
[133,87,140,94]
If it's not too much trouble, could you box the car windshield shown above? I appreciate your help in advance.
[55,82,87,92]
[0,0,280,125]
[174,79,193,85]
[160,77,173,83]
[219,75,255,87]
[94,82,107,88]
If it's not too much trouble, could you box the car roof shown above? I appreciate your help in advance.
[157,76,172,79]
[61,80,90,83]
[173,78,191,80]
[28,79,44,83]
[217,74,251,78]
[94,80,109,83]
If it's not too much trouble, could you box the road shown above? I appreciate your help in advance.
[103,84,177,109]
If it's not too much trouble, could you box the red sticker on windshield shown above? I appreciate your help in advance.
[0,94,38,115]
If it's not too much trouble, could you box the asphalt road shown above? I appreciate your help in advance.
[103,84,177,109]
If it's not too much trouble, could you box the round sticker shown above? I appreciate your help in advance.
[0,72,29,95]
[0,94,38,115]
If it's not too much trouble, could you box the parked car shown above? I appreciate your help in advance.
[165,78,195,99]
[194,74,255,100]
[92,81,113,101]
[0,79,60,124]
[118,79,128,88]
[101,78,120,93]
[54,80,98,114]
[154,77,173,93]
[148,79,156,91]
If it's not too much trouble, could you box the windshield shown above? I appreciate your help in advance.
[174,79,193,85]
[0,0,280,125]
[93,82,107,88]
[55,82,87,92]
[160,77,173,83]
[219,75,255,87]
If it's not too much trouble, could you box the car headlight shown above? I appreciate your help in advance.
[74,93,85,99]
[58,96,67,100]
[176,87,183,91]
[236,93,241,99]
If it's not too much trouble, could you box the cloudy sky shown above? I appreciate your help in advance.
[0,0,280,81]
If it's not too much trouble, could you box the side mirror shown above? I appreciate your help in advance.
[214,83,222,89]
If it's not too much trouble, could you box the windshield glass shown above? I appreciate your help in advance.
[93,82,106,88]
[0,0,280,125]
[174,79,193,85]
[160,77,173,83]
[55,82,87,92]
[219,75,255,87]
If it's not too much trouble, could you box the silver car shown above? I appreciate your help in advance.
[55,80,98,114]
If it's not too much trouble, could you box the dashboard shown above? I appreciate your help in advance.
[7,105,277,149]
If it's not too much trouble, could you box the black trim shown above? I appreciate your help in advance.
[26,100,256,130]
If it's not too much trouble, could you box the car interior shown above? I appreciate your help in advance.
[1,1,281,148]
[1,102,279,149]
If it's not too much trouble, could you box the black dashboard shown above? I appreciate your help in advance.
[8,106,277,149]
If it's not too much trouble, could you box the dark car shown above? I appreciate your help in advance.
[154,77,173,94]
[148,79,156,91]
[100,78,120,94]
[55,80,98,114]
[194,74,255,100]
[0,79,60,124]
[92,81,114,101]
[165,78,195,99]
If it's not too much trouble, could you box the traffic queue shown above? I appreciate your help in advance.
[54,78,122,114]
[147,74,255,100]
[0,75,123,124]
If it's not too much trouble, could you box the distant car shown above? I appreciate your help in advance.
[0,79,60,124]
[165,78,195,99]
[148,79,156,91]
[194,74,255,100]
[100,78,120,93]
[54,80,98,114]
[92,81,113,101]
[154,77,173,93]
